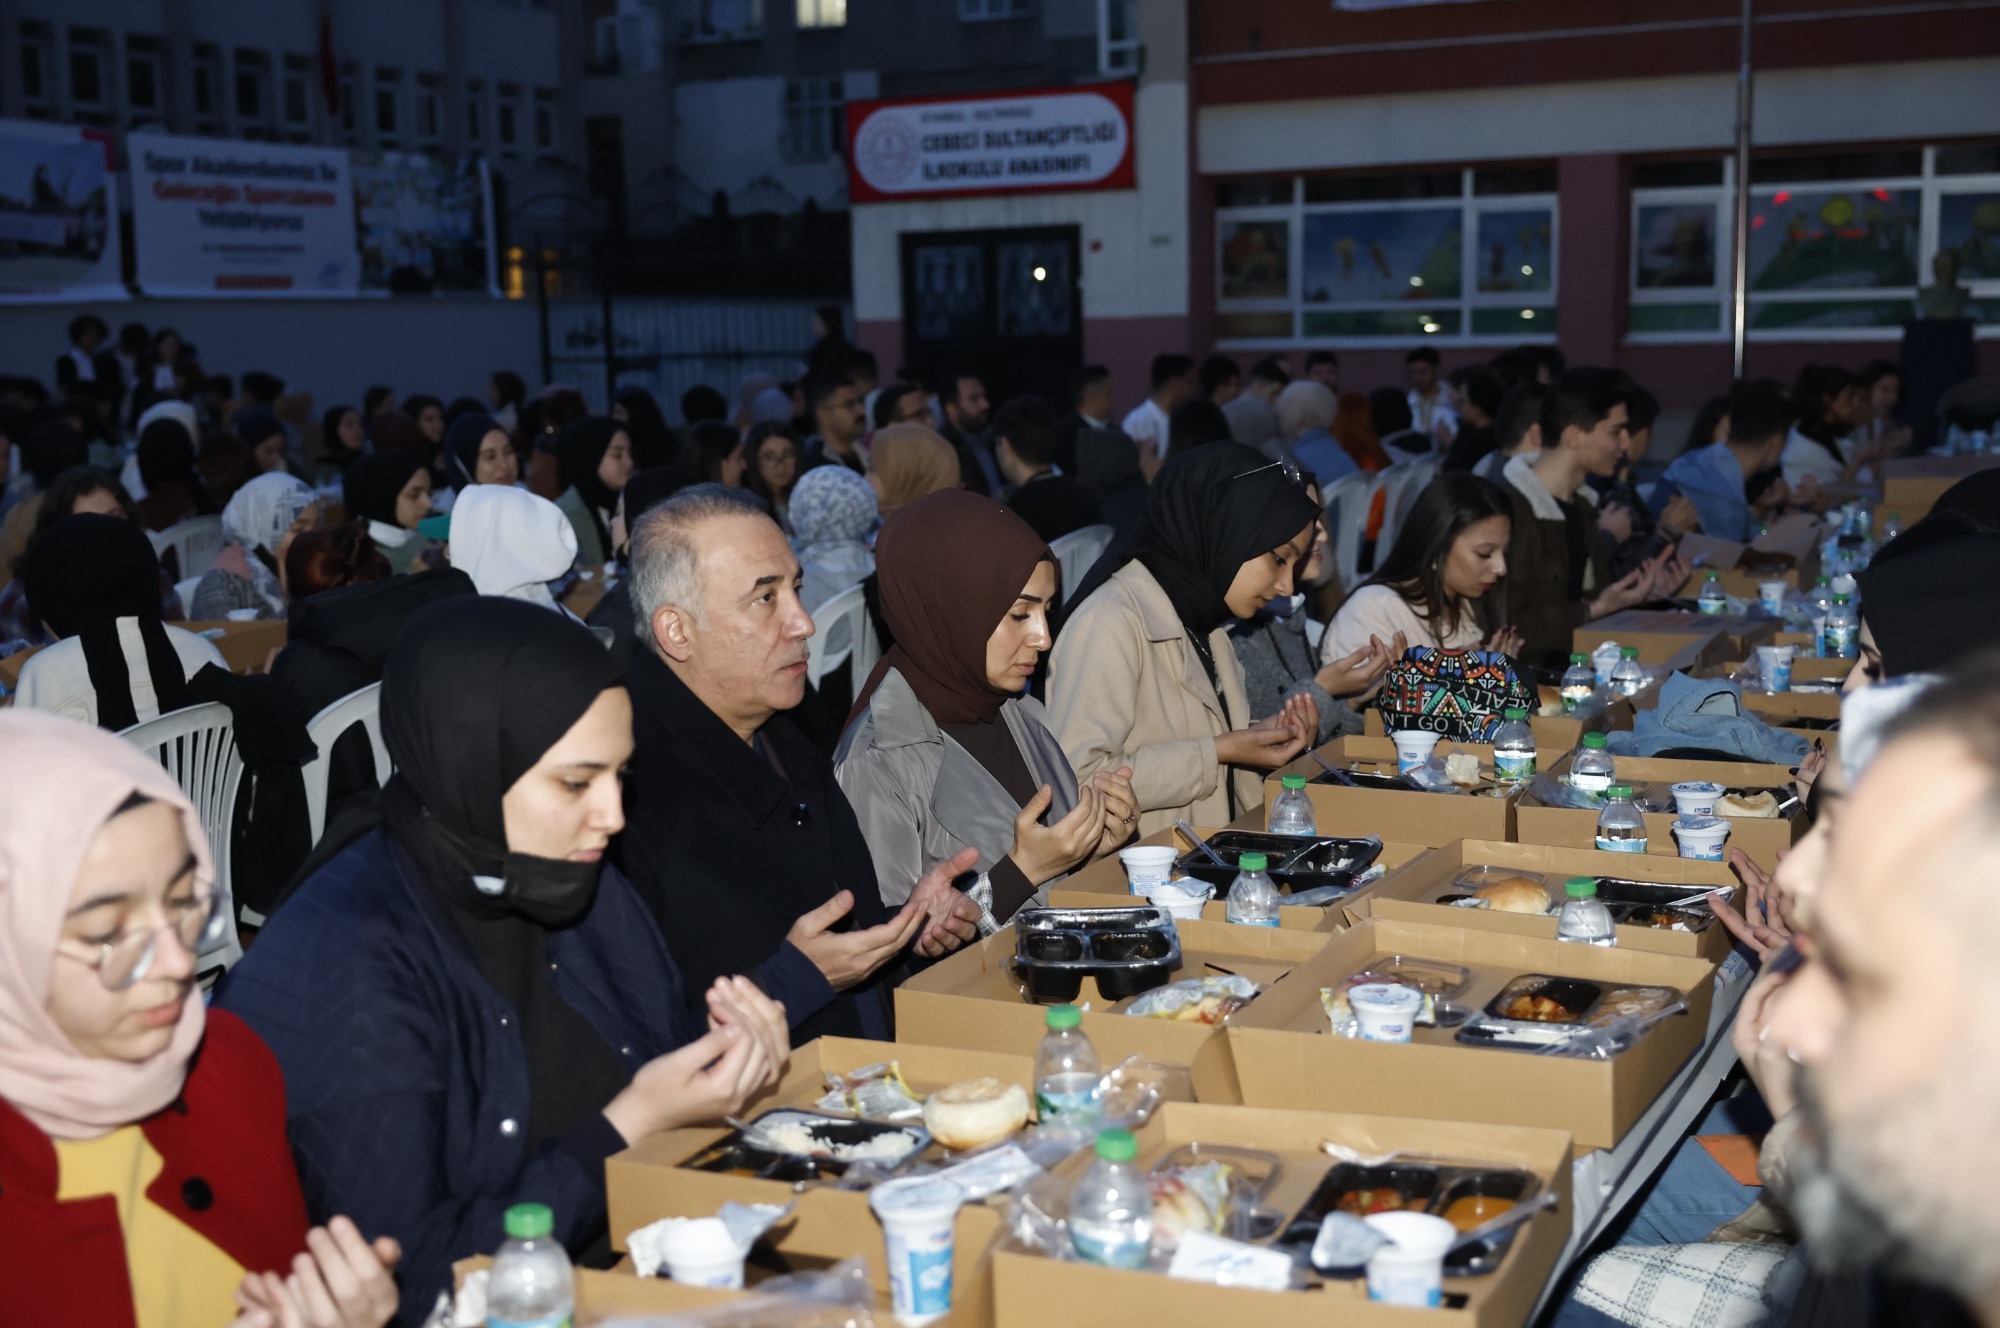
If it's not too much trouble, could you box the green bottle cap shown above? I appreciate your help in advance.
[1281,774,1307,791]
[1833,593,1851,604]
[1238,852,1269,872]
[1620,647,1639,659]
[505,1203,554,1240]
[1569,653,1587,663]
[1045,1004,1081,1030]
[1582,732,1607,749]
[1094,1128,1139,1162]
[1503,707,1528,720]
[1607,783,1633,799]
[1565,877,1598,899]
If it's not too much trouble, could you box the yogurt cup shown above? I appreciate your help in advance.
[1348,982,1424,1043]
[1146,878,1214,921]
[1756,644,1796,694]
[871,1176,965,1326]
[1117,845,1178,894]
[654,1217,747,1289]
[1758,580,1789,616]
[1389,729,1441,775]
[1364,1211,1458,1307]
[1591,643,1622,687]
[1669,780,1725,818]
[1672,815,1731,861]
[225,607,260,622]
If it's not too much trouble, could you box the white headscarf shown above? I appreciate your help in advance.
[448,484,578,611]
[790,464,878,611]
[220,472,315,610]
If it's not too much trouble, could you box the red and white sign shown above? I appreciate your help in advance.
[846,83,1135,204]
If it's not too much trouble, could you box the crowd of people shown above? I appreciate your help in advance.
[4,304,2000,1328]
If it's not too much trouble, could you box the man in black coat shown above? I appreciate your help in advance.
[993,395,1102,543]
[613,485,979,1046]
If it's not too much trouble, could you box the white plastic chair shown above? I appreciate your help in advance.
[1373,457,1441,565]
[1320,469,1382,593]
[298,682,390,846]
[119,702,245,983]
[150,515,226,581]
[1048,523,1114,604]
[173,575,203,611]
[808,583,877,691]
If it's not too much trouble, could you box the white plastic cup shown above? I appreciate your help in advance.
[656,1217,747,1289]
[225,607,260,622]
[871,1176,965,1326]
[1118,845,1178,894]
[1364,1211,1458,1307]
[1591,643,1622,687]
[1669,780,1725,818]
[1758,580,1788,616]
[1389,730,1441,775]
[1672,815,1731,861]
[1146,879,1213,921]
[1756,644,1796,694]
[1348,982,1424,1043]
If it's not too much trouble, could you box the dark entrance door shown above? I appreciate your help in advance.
[899,225,1082,408]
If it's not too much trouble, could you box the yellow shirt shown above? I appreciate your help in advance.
[55,1125,246,1328]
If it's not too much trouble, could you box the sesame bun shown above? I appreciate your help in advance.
[1475,876,1553,914]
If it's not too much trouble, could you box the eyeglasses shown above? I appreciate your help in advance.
[1224,455,1306,488]
[58,885,231,991]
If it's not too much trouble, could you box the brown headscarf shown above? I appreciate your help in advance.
[868,424,961,515]
[852,490,1052,726]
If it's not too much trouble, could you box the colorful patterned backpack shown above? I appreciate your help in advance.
[1374,646,1538,740]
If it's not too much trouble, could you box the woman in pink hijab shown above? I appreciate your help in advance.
[0,711,399,1328]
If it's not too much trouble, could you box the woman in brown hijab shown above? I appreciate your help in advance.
[834,491,1136,930]
[866,424,961,517]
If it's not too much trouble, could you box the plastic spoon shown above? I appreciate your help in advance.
[1176,819,1232,871]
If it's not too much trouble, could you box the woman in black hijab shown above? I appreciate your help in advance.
[555,417,633,569]
[1847,527,2000,691]
[1050,443,1324,833]
[613,385,678,471]
[443,411,520,491]
[219,597,787,1325]
[342,448,434,574]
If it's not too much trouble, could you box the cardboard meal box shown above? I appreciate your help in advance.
[1882,454,2000,525]
[456,1258,745,1321]
[1739,687,1842,722]
[1516,752,1804,871]
[990,1101,1573,1328]
[895,918,1329,1073]
[1224,917,1717,1151]
[0,618,288,689]
[1347,839,1740,963]
[1265,737,1524,847]
[1674,511,1824,595]
[606,1037,1024,1328]
[1044,824,1433,933]
[1363,704,1624,753]
[1576,610,1765,664]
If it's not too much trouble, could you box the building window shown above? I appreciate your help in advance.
[127,36,165,120]
[234,50,272,136]
[960,0,1031,19]
[68,28,113,121]
[338,62,361,144]
[281,55,313,139]
[497,81,521,155]
[796,0,846,28]
[533,88,557,154]
[466,78,486,147]
[1098,0,1139,75]
[1628,145,1999,341]
[374,67,402,145]
[781,75,842,161]
[417,74,443,146]
[19,21,54,117]
[1213,167,1559,345]
[684,0,765,43]
[192,43,225,133]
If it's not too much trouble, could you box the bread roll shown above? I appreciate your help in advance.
[923,1078,1030,1151]
[1474,875,1553,914]
[1717,791,1780,819]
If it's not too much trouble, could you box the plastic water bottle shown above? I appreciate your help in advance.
[488,1204,574,1328]
[1225,852,1282,928]
[1069,1129,1154,1268]
[1560,654,1595,714]
[1556,877,1617,948]
[1610,647,1646,698]
[1570,732,1615,793]
[1808,576,1834,656]
[1822,593,1859,660]
[1594,784,1647,853]
[1697,574,1726,615]
[1883,512,1903,542]
[1034,1005,1101,1125]
[1492,707,1536,785]
[1268,775,1316,836]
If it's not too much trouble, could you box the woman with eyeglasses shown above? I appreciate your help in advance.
[1050,444,1333,836]
[0,710,400,1328]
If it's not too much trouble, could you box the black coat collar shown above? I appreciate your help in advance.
[625,648,823,827]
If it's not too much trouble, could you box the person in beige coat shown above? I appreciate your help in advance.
[1050,444,1328,837]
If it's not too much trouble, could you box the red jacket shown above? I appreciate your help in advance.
[0,1010,310,1328]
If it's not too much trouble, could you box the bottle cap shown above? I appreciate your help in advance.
[1045,1004,1081,1031]
[1281,774,1307,791]
[1094,1128,1139,1162]
[1569,652,1587,663]
[1503,707,1527,720]
[1238,852,1269,872]
[1582,732,1607,749]
[1620,647,1639,659]
[1565,876,1598,899]
[505,1203,554,1240]
[1816,576,1830,586]
[1833,593,1851,603]
[1607,783,1633,799]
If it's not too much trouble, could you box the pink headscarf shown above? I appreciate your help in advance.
[0,711,210,1139]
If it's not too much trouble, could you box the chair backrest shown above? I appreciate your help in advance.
[119,702,245,982]
[1375,457,1442,562]
[1048,523,1115,604]
[1321,469,1383,594]
[153,516,226,581]
[299,682,390,846]
[173,575,203,611]
[807,582,871,690]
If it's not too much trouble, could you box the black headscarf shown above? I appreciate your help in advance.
[443,412,506,489]
[557,417,627,557]
[136,417,202,495]
[20,514,189,731]
[613,387,678,471]
[380,596,630,1147]
[23,422,88,490]
[1854,533,2000,680]
[342,448,427,528]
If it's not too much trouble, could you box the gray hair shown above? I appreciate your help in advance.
[628,484,772,637]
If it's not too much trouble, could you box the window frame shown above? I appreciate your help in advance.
[780,74,843,162]
[532,86,557,156]
[126,35,166,121]
[417,73,444,147]
[233,49,273,137]
[497,81,522,155]
[795,0,847,29]
[1097,0,1140,76]
[66,27,114,121]
[683,0,766,44]
[192,42,226,134]
[19,21,54,115]
[373,66,403,146]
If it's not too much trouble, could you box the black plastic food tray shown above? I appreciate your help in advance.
[1173,830,1384,894]
[1010,905,1183,1004]
[1275,1158,1542,1278]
